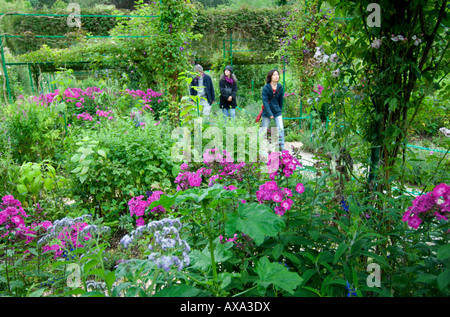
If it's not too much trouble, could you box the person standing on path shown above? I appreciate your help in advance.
[190,64,215,119]
[260,69,285,151]
[219,65,238,123]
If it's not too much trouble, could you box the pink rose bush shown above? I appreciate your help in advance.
[402,183,450,229]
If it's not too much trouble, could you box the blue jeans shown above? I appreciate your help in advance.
[222,108,235,123]
[259,115,285,150]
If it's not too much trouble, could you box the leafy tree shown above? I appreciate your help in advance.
[284,0,450,192]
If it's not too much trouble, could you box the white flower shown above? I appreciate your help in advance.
[412,35,422,46]
[331,69,340,77]
[391,35,406,42]
[329,53,338,63]
[371,38,382,48]
[439,127,450,137]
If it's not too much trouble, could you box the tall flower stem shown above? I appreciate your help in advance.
[202,200,219,295]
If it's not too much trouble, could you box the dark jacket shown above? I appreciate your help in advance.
[190,73,215,106]
[262,83,283,118]
[219,73,238,109]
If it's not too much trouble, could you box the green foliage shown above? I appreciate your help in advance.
[193,6,289,67]
[3,98,65,163]
[64,117,177,220]
[16,161,67,205]
[4,7,118,54]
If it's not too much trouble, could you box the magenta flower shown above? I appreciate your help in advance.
[271,191,283,203]
[296,183,305,194]
[403,183,450,229]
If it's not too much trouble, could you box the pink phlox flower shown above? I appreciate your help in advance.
[296,183,305,194]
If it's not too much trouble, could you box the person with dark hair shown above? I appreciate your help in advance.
[190,64,215,118]
[219,65,238,123]
[260,69,285,150]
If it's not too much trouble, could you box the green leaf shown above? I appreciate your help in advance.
[97,149,107,158]
[225,202,285,246]
[334,242,348,264]
[80,291,106,297]
[437,244,450,260]
[415,273,437,284]
[190,239,234,271]
[255,257,303,295]
[154,284,205,297]
[17,184,28,194]
[272,244,283,261]
[172,164,181,177]
[80,166,90,176]
[43,178,54,191]
[105,270,116,290]
[28,288,46,297]
[437,270,450,291]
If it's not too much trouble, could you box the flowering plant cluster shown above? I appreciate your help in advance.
[120,218,190,273]
[37,215,92,259]
[174,149,247,191]
[256,181,295,216]
[32,87,104,108]
[128,191,166,227]
[0,195,51,244]
[203,149,246,183]
[371,34,423,49]
[267,150,302,180]
[402,183,450,229]
[124,88,163,111]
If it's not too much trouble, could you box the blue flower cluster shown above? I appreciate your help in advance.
[78,224,111,239]
[37,214,93,245]
[120,218,190,273]
[346,281,357,297]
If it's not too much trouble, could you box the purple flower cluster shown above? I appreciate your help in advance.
[76,112,93,121]
[256,181,294,216]
[267,150,302,180]
[175,149,246,191]
[128,191,166,227]
[203,149,246,182]
[174,168,207,191]
[402,183,450,229]
[124,88,163,106]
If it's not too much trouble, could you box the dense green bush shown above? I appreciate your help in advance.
[63,115,178,221]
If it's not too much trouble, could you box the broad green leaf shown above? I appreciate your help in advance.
[43,178,54,191]
[28,288,46,297]
[190,239,234,271]
[272,244,283,261]
[97,149,107,158]
[154,285,205,297]
[17,184,28,194]
[415,273,437,284]
[225,202,285,246]
[255,257,303,295]
[437,244,450,260]
[105,270,116,290]
[437,270,450,291]
[80,166,89,176]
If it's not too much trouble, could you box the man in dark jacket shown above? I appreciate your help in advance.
[190,64,215,117]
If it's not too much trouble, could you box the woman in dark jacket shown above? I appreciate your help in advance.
[219,65,238,123]
[260,69,285,150]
